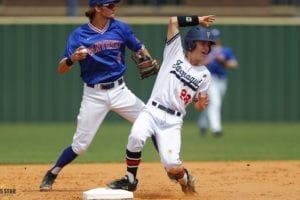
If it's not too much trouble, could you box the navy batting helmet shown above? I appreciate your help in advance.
[89,0,121,7]
[184,26,215,52]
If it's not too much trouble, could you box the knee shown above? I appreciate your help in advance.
[127,133,145,152]
[161,154,181,171]
[71,130,94,155]
[71,143,87,155]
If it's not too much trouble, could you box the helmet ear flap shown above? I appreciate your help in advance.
[208,45,212,54]
[185,40,196,51]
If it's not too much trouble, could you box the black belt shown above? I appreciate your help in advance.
[87,77,123,90]
[152,101,181,117]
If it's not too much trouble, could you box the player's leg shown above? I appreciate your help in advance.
[109,83,163,151]
[207,76,223,136]
[157,118,196,195]
[40,85,110,191]
[198,108,209,136]
[216,77,227,133]
[109,84,145,122]
[107,84,156,186]
[107,110,154,191]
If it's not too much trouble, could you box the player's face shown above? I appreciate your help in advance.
[97,3,116,18]
[193,41,211,62]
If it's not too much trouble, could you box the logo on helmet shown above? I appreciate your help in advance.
[207,32,211,39]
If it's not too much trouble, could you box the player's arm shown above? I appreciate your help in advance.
[214,53,238,69]
[131,45,158,68]
[131,45,160,79]
[219,58,238,69]
[194,74,211,111]
[58,58,73,74]
[226,59,238,69]
[215,48,238,69]
[135,45,152,59]
[58,46,88,74]
[167,15,216,42]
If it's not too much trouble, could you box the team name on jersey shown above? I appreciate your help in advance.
[89,40,121,55]
[170,60,202,91]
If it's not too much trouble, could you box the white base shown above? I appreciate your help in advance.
[83,187,134,200]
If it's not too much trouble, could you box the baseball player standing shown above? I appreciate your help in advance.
[198,28,238,137]
[39,0,158,191]
[107,15,216,195]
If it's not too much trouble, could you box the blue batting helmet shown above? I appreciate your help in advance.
[184,26,215,52]
[89,0,120,7]
[211,28,222,39]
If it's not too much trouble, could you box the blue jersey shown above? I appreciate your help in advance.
[63,19,143,84]
[206,46,236,78]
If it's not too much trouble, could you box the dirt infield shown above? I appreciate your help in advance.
[1,161,299,200]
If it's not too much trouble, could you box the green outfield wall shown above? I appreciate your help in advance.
[0,17,299,122]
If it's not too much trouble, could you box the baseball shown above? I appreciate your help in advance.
[79,48,88,54]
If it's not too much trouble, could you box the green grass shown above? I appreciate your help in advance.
[0,122,299,164]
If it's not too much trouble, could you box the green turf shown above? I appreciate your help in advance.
[0,122,299,164]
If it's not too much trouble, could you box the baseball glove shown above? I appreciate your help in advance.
[131,51,160,79]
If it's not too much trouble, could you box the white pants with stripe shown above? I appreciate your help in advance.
[127,103,184,170]
[71,82,145,155]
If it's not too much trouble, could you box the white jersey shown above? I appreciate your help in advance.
[148,33,211,117]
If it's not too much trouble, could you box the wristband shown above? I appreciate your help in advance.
[177,16,199,27]
[65,57,74,66]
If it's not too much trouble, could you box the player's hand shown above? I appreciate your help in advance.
[72,46,89,62]
[215,54,226,64]
[199,15,216,27]
[195,93,209,111]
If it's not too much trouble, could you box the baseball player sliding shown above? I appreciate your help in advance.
[39,0,159,191]
[107,15,216,195]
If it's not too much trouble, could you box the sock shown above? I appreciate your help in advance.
[50,146,78,175]
[126,149,141,183]
[177,171,188,186]
[175,171,187,185]
[126,172,135,183]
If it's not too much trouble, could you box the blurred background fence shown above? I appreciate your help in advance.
[1,0,300,16]
[0,17,299,122]
[0,0,300,122]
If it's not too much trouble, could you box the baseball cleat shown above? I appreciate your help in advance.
[106,175,138,191]
[213,131,223,137]
[180,169,196,195]
[200,128,207,136]
[39,171,57,191]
